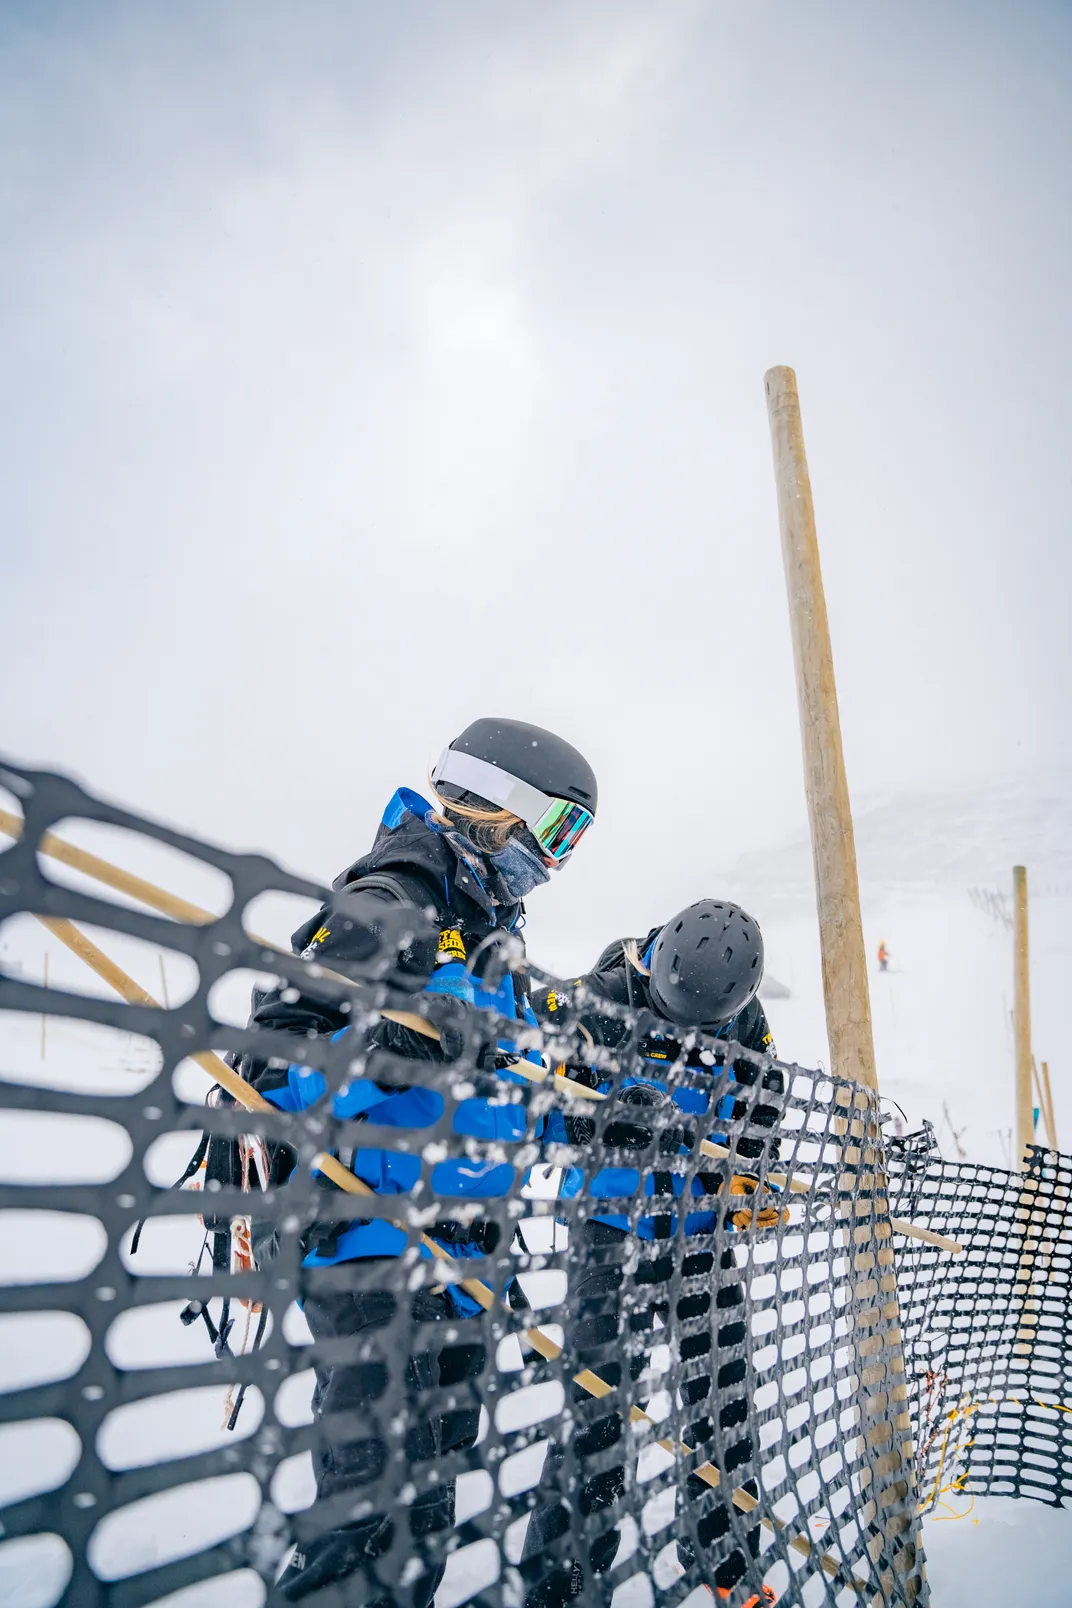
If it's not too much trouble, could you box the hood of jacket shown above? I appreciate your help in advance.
[332,787,522,935]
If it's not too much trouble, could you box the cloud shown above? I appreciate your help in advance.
[0,0,1069,959]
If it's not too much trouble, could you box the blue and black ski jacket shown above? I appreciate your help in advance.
[240,789,542,1313]
[534,931,783,1237]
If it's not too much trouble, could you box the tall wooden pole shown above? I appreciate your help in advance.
[764,366,876,1090]
[1013,865,1034,1167]
[765,367,923,1605]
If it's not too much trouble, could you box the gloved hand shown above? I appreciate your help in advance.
[419,989,475,1062]
[419,982,499,1067]
[727,1173,789,1231]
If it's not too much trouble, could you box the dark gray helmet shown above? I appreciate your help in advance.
[440,717,597,812]
[648,900,764,1028]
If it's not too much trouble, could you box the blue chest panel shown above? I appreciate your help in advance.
[536,1054,746,1239]
[269,949,536,1268]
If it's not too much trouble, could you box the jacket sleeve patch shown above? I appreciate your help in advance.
[301,925,331,957]
[437,927,467,962]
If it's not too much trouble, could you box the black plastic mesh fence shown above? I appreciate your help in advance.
[889,1131,1072,1514]
[0,760,931,1608]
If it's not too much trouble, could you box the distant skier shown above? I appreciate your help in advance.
[524,901,784,1606]
[222,718,598,1606]
[878,940,889,972]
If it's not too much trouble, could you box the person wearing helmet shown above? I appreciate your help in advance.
[539,900,779,1203]
[520,902,781,1607]
[223,718,597,1606]
[587,899,773,1051]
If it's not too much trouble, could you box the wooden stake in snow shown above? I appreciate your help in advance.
[765,365,922,1596]
[1040,1060,1058,1153]
[1013,865,1034,1166]
[764,367,876,1091]
[1010,879,1047,1357]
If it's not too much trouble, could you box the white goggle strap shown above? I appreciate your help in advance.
[430,747,553,836]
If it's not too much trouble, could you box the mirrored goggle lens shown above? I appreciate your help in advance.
[532,799,593,861]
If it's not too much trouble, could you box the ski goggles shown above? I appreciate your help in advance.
[431,746,594,863]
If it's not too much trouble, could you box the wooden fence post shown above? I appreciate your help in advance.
[1011,869,1047,1360]
[1013,865,1034,1167]
[765,366,923,1603]
[1040,1061,1058,1153]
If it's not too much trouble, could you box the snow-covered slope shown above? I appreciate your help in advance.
[719,776,1072,1168]
[729,776,1072,910]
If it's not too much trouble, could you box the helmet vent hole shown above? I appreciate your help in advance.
[696,936,709,951]
[670,956,681,978]
[723,946,733,963]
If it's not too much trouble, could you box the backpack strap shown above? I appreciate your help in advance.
[129,1130,210,1257]
[292,868,451,958]
[348,868,450,923]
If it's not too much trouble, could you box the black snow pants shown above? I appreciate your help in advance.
[279,1280,484,1606]
[517,1232,761,1606]
[519,1221,659,1608]
[675,1244,761,1593]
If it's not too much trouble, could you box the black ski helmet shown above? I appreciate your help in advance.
[648,900,764,1028]
[433,718,597,813]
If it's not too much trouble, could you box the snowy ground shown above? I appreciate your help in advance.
[2,777,1071,1605]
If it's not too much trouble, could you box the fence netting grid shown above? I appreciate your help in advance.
[2,755,1010,1608]
[890,1134,1072,1515]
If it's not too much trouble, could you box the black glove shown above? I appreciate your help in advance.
[419,990,496,1064]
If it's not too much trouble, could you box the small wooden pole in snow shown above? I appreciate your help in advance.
[1013,865,1034,1166]
[1040,1060,1058,1152]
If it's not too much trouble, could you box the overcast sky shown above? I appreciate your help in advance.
[2,0,1070,959]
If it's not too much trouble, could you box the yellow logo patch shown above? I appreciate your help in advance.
[310,926,330,947]
[437,928,466,962]
[546,990,559,1013]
